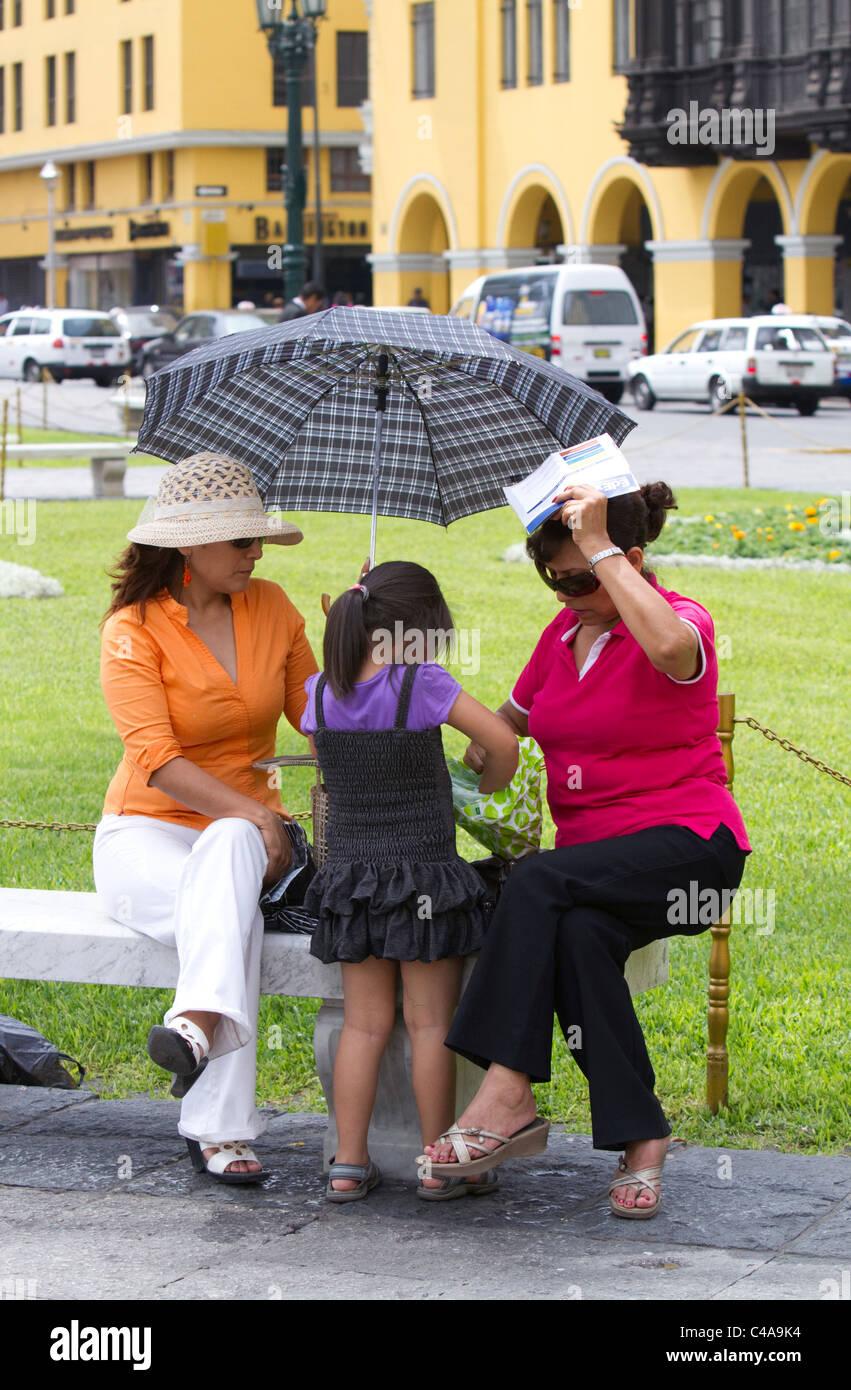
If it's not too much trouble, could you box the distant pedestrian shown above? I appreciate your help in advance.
[331,290,354,308]
[0,294,8,316]
[407,287,431,310]
[279,281,326,321]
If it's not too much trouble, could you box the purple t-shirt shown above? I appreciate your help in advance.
[301,663,462,734]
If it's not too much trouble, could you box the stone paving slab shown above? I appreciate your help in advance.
[0,1092,848,1301]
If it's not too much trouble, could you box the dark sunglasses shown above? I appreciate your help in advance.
[230,537,263,550]
[538,565,601,598]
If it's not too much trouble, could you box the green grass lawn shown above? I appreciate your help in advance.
[1,488,849,1151]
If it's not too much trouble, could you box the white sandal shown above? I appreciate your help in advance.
[608,1158,664,1219]
[147,1016,211,1099]
[185,1139,267,1185]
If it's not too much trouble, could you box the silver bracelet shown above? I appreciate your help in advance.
[588,546,625,571]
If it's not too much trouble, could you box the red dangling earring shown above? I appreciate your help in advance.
[182,556,191,588]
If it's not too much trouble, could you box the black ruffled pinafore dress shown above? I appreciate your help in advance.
[304,664,489,963]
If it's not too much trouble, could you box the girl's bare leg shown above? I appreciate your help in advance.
[401,957,487,1188]
[331,958,397,1191]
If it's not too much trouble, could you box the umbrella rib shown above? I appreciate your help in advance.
[392,352,452,528]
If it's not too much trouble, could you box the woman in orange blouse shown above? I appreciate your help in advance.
[94,453,318,1183]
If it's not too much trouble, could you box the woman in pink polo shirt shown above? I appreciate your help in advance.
[421,480,750,1219]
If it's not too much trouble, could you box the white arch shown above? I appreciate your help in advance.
[495,163,575,248]
[701,158,796,238]
[387,174,459,255]
[579,156,665,244]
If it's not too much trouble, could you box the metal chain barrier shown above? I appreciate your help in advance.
[733,716,851,788]
[2,718,848,834]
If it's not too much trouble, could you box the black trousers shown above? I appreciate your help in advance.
[446,823,748,1151]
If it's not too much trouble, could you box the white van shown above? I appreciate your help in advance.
[449,263,647,403]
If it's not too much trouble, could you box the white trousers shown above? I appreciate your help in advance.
[92,813,268,1144]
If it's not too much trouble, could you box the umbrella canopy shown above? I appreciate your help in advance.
[134,308,636,535]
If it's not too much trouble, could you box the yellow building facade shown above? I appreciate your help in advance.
[367,0,851,349]
[0,0,371,311]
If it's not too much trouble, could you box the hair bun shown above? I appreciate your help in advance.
[640,481,677,544]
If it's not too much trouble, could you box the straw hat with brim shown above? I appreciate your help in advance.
[126,452,303,548]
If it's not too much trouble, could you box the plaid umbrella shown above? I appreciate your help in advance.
[135,307,636,562]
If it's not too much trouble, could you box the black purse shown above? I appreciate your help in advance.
[259,820,319,934]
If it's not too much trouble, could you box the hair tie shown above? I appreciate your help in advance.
[349,583,369,599]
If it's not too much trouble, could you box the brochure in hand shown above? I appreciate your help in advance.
[503,433,640,535]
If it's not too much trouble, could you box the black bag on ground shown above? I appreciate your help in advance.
[0,1015,84,1088]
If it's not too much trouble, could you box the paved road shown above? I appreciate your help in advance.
[1,1089,848,1303]
[2,378,850,497]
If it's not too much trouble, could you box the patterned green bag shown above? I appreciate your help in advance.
[446,735,545,859]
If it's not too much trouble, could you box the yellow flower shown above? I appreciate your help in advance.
[712,542,719,549]
[754,508,764,515]
[785,503,795,511]
[817,497,830,506]
[789,521,806,531]
[714,523,723,530]
[828,549,841,560]
[756,527,763,534]
[704,514,714,522]
[805,506,818,516]
[807,517,818,525]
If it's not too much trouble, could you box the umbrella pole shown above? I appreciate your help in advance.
[369,352,390,569]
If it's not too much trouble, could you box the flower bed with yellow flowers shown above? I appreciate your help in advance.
[661,499,850,562]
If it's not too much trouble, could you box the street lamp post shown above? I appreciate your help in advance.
[40,160,60,310]
[255,0,327,304]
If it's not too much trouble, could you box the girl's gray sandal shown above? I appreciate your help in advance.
[416,1169,499,1201]
[325,1159,382,1202]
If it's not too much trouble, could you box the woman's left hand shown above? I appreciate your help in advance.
[551,483,611,560]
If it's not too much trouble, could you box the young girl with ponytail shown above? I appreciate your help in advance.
[421,481,751,1221]
[299,561,518,1202]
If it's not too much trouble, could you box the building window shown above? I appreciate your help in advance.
[65,162,75,210]
[14,0,21,25]
[13,61,22,130]
[64,51,75,122]
[0,70,5,135]
[553,0,570,81]
[65,0,74,12]
[613,0,633,69]
[0,4,4,30]
[84,158,95,209]
[770,0,811,54]
[142,152,153,203]
[272,48,314,107]
[501,0,516,88]
[163,148,174,201]
[526,0,543,84]
[336,31,367,106]
[45,54,56,125]
[45,0,55,16]
[266,146,284,192]
[143,34,154,110]
[676,0,723,65]
[329,146,370,193]
[265,146,310,194]
[412,2,435,99]
[121,39,132,113]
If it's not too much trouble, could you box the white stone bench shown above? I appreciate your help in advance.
[0,885,668,1179]
[3,442,134,498]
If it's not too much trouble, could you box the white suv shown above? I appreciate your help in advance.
[0,309,131,386]
[627,315,835,416]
